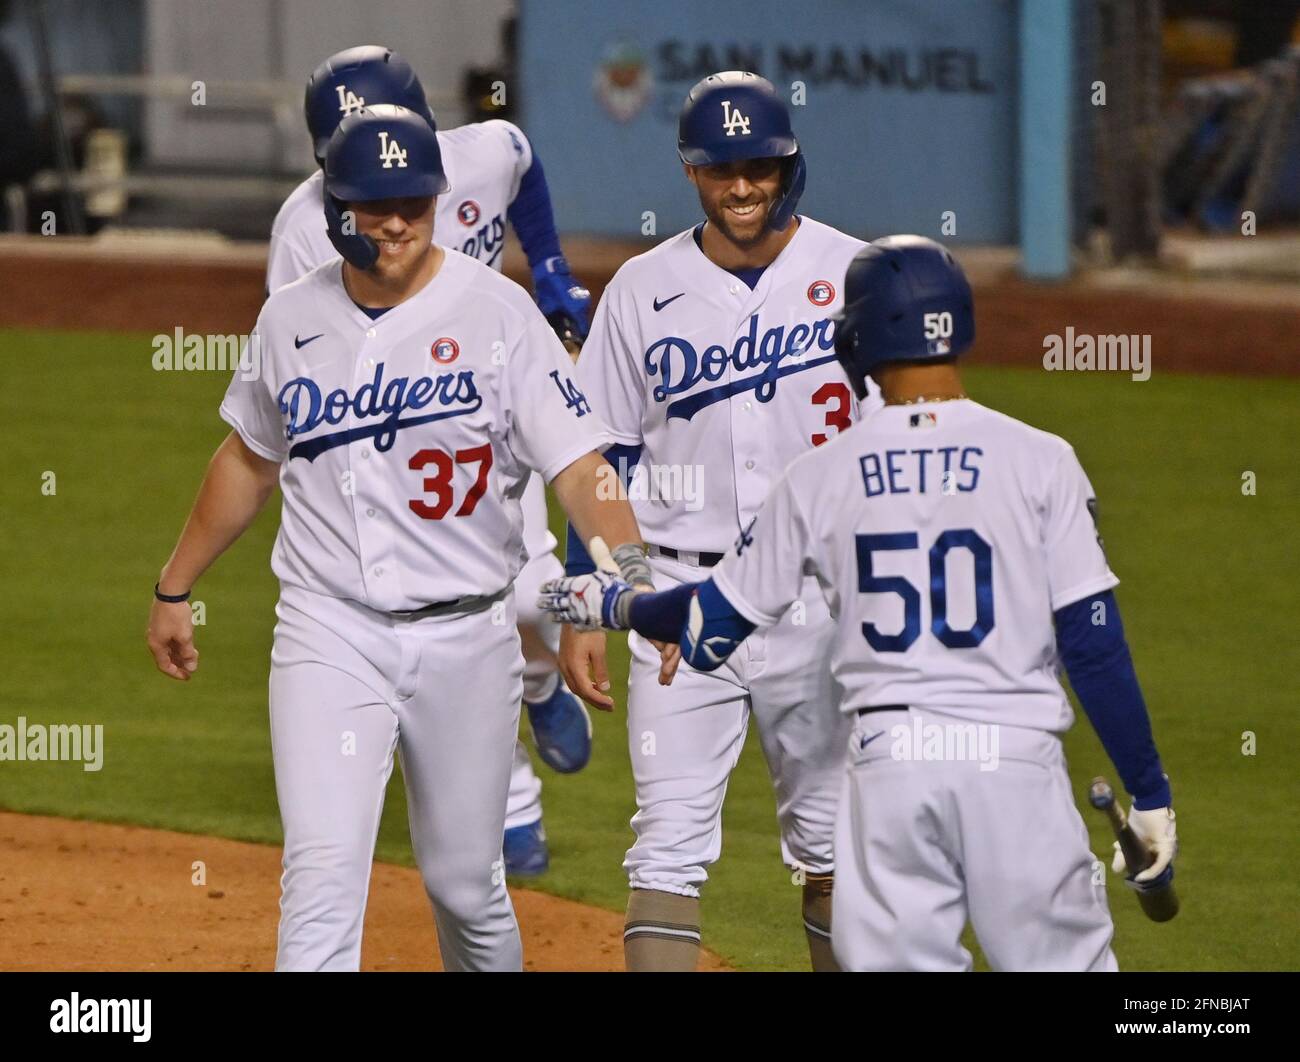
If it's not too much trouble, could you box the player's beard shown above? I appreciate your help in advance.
[371,233,430,285]
[703,194,771,250]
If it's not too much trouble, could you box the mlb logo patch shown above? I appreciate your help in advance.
[430,337,460,364]
[909,412,938,428]
[926,338,951,355]
[807,280,835,306]
[457,200,481,225]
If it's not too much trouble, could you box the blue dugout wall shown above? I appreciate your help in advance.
[519,0,1024,246]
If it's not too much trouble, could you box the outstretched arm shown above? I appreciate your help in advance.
[1055,589,1176,881]
[540,572,757,673]
[550,451,656,709]
[146,431,281,680]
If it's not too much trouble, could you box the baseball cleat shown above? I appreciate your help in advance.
[525,684,592,773]
[503,820,549,877]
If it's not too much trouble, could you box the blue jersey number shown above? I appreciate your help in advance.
[855,528,995,652]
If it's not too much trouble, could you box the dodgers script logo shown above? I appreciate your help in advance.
[460,213,507,266]
[278,363,482,461]
[644,312,838,421]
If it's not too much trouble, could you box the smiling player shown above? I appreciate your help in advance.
[542,236,1177,972]
[560,72,881,971]
[147,106,645,970]
[268,46,594,877]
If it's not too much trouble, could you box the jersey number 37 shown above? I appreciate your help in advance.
[856,529,995,651]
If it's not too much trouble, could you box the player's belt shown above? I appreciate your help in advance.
[389,585,510,620]
[857,705,909,716]
[647,544,725,568]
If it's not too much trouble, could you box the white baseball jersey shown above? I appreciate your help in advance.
[712,399,1119,732]
[578,217,881,552]
[265,118,557,561]
[221,250,609,612]
[267,119,533,290]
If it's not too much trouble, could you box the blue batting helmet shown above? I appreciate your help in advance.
[321,104,449,270]
[677,71,806,232]
[833,236,975,399]
[304,45,435,163]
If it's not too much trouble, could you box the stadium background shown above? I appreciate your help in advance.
[0,0,1296,971]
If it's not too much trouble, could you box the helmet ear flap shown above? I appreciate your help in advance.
[324,192,378,270]
[768,152,806,232]
[832,302,871,402]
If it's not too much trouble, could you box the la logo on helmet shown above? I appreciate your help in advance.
[720,99,750,137]
[335,85,365,115]
[378,131,408,169]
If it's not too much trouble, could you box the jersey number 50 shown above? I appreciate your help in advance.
[855,529,994,650]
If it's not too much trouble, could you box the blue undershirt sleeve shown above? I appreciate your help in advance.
[626,578,755,671]
[1054,590,1170,809]
[506,155,563,268]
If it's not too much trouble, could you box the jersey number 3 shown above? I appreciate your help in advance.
[855,529,995,650]
[811,382,852,446]
[408,444,493,520]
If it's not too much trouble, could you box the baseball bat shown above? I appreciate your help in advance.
[1088,777,1179,922]
[587,536,619,575]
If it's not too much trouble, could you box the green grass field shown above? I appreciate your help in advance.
[1,325,1296,970]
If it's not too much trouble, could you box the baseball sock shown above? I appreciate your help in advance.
[624,889,701,971]
[802,872,839,972]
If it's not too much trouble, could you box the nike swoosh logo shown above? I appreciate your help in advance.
[294,333,324,349]
[653,293,685,312]
[859,730,885,751]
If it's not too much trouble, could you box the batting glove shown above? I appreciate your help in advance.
[538,571,633,632]
[533,256,591,344]
[1112,805,1178,883]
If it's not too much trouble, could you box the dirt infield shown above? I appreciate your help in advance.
[0,232,1294,376]
[0,811,726,972]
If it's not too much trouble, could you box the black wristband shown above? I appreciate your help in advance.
[154,582,191,603]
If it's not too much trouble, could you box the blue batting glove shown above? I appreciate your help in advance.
[532,255,591,343]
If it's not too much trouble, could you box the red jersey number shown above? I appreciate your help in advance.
[408,443,493,520]
[811,382,852,446]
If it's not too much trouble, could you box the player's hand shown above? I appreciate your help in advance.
[1112,806,1178,882]
[654,642,681,686]
[538,571,633,631]
[558,626,614,711]
[147,598,199,681]
[533,256,590,349]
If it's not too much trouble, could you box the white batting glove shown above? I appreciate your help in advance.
[537,571,633,631]
[1112,806,1178,883]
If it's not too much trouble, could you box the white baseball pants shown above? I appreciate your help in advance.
[832,708,1118,972]
[623,555,851,896]
[269,582,523,971]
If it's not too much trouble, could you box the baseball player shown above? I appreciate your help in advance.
[561,72,881,971]
[268,46,594,877]
[145,105,647,971]
[542,236,1178,971]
